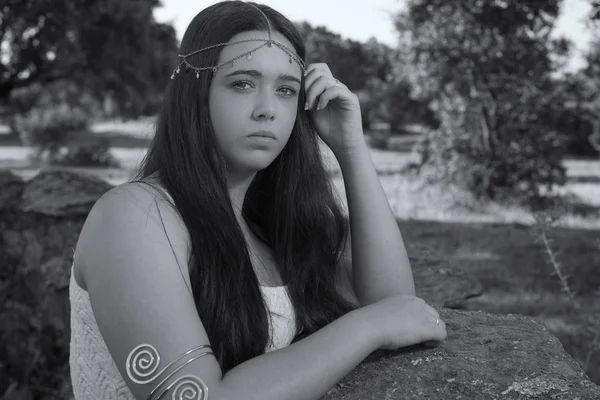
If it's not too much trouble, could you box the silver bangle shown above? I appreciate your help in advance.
[149,351,213,399]
[126,343,213,400]
[154,374,209,400]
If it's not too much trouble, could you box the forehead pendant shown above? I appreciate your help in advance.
[170,3,306,80]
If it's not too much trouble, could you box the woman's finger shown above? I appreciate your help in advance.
[315,84,348,110]
[423,304,440,319]
[304,75,337,111]
[303,64,326,89]
[304,63,330,79]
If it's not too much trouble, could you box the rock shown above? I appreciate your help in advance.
[0,170,25,210]
[19,168,113,216]
[1,169,113,292]
[325,309,600,399]
[0,169,114,399]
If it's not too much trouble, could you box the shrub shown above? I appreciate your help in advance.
[9,80,105,119]
[13,104,89,164]
[410,91,568,204]
[12,104,120,168]
[368,130,391,150]
[56,137,120,168]
[529,206,600,380]
[0,253,73,400]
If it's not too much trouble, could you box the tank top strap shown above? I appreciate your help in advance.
[130,179,175,205]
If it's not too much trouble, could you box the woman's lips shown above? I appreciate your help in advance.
[249,130,276,139]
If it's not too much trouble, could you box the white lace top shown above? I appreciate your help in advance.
[69,266,297,399]
[69,185,297,399]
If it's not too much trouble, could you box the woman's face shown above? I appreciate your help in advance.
[208,30,302,177]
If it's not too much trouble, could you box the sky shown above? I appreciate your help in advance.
[153,0,596,72]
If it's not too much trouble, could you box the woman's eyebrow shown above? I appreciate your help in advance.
[223,69,301,84]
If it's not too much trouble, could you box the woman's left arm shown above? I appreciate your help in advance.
[336,144,416,306]
[302,62,415,306]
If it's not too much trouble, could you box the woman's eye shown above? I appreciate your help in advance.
[279,87,297,96]
[231,81,296,96]
[232,81,253,90]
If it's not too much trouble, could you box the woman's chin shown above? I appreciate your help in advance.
[230,159,275,176]
[247,153,279,168]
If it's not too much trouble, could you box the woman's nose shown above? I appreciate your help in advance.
[252,94,276,121]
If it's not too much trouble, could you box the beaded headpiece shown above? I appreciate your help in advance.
[171,2,306,79]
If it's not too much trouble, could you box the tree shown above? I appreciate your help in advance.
[582,36,600,152]
[586,1,600,151]
[396,0,572,201]
[0,0,178,117]
[295,23,395,90]
[295,22,436,131]
[590,0,600,20]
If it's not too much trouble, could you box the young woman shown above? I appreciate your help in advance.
[69,1,446,399]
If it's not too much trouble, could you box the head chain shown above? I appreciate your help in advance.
[171,2,306,79]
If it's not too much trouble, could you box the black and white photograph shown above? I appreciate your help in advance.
[1,0,599,399]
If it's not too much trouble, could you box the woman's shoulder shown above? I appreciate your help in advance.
[73,176,191,292]
[86,175,188,247]
[96,172,180,216]
[115,174,172,204]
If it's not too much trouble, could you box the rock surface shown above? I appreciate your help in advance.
[325,309,600,400]
[0,169,113,399]
[1,169,599,399]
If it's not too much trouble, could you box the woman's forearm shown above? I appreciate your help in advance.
[335,144,415,304]
[217,308,376,400]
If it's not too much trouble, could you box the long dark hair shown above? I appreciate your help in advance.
[131,0,356,374]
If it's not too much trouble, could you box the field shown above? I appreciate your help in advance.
[1,117,599,383]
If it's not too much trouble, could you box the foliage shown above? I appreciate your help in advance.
[550,72,600,157]
[13,104,89,163]
[296,23,437,131]
[396,0,576,201]
[12,111,110,170]
[56,137,120,168]
[579,36,600,154]
[368,129,392,150]
[4,78,121,167]
[384,78,440,131]
[12,102,120,167]
[411,92,568,201]
[0,0,178,117]
[528,203,600,378]
[0,254,72,400]
[591,0,600,20]
[9,79,105,119]
[296,23,394,90]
